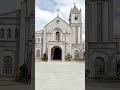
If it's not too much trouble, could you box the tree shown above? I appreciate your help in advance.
[65,53,72,61]
[42,53,48,61]
[19,64,28,79]
[15,64,31,84]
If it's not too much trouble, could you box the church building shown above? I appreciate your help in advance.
[86,0,120,79]
[0,0,34,79]
[35,5,85,61]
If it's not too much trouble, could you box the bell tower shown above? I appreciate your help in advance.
[69,4,82,44]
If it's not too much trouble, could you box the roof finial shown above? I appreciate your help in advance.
[74,3,76,6]
[56,8,60,16]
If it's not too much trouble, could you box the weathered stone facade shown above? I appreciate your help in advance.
[86,0,120,79]
[0,0,34,79]
[35,5,85,61]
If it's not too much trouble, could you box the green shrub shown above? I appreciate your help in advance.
[42,53,48,61]
[19,64,29,81]
[65,53,72,61]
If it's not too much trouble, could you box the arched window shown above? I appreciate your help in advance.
[74,50,80,60]
[38,38,40,42]
[74,50,80,57]
[36,49,40,57]
[56,32,60,41]
[95,57,105,79]
[15,29,19,39]
[2,56,13,74]
[41,38,43,42]
[0,28,4,38]
[7,29,11,38]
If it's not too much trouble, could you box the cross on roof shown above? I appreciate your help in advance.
[74,3,76,5]
[56,8,60,16]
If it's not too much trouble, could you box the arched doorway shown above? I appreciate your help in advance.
[51,46,62,60]
[36,49,40,57]
[95,57,105,79]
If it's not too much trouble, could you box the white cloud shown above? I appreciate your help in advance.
[35,6,56,31]
[35,0,85,41]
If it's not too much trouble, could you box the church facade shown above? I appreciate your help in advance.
[35,5,85,61]
[0,0,34,79]
[86,0,120,79]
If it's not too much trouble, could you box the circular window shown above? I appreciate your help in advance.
[56,20,60,24]
[75,15,78,20]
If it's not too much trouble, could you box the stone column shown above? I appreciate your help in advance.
[88,56,95,79]
[62,46,65,61]
[48,46,51,62]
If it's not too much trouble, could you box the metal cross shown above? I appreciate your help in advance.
[56,8,60,16]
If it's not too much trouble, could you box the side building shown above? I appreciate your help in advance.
[35,30,43,60]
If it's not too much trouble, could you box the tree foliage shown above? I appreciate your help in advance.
[65,53,72,61]
[42,53,48,61]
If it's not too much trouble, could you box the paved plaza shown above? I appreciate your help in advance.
[86,81,120,90]
[0,61,120,90]
[35,61,85,90]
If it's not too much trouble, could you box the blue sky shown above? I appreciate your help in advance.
[0,0,119,39]
[36,0,58,12]
[35,0,85,41]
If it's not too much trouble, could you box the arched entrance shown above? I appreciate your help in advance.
[51,46,62,60]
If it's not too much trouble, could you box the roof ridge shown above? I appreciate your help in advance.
[71,5,80,12]
[44,16,71,28]
[0,9,21,16]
